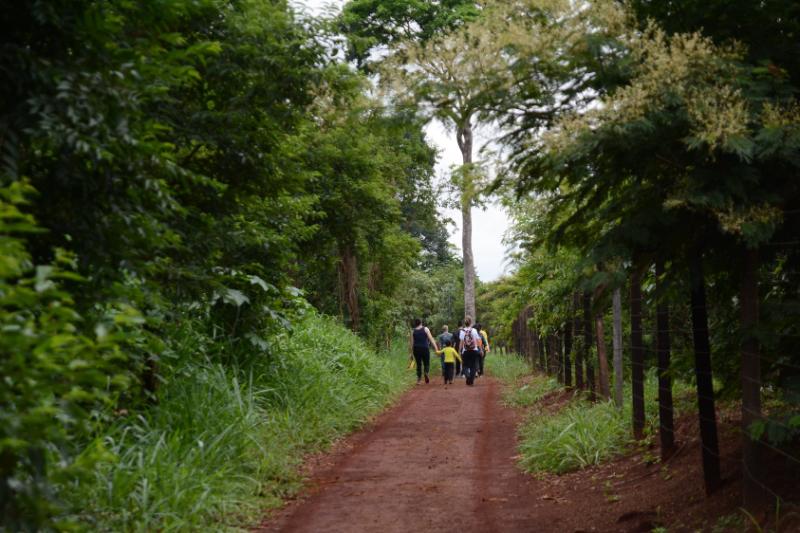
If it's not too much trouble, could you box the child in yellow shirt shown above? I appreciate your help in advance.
[435,340,462,385]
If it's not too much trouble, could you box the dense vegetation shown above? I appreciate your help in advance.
[468,0,800,513]
[0,1,456,529]
[3,0,800,529]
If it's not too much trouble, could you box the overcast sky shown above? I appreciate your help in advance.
[291,0,512,281]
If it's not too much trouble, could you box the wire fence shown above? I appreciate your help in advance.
[509,250,800,522]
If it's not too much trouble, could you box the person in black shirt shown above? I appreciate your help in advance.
[409,318,439,384]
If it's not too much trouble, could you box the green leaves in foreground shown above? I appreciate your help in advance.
[0,183,136,530]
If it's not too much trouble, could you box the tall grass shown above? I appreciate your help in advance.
[487,352,532,383]
[518,399,631,474]
[71,312,410,531]
[504,375,562,408]
[517,369,695,475]
[488,352,560,407]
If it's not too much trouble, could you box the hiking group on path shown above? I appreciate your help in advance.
[409,316,490,387]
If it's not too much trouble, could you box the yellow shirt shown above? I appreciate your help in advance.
[437,346,462,364]
[480,329,490,351]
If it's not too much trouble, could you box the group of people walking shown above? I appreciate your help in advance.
[409,317,490,387]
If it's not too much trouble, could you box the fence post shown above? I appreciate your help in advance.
[741,247,767,509]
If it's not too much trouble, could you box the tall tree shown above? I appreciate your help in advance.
[380,18,506,319]
[573,291,584,390]
[582,291,596,398]
[688,248,722,494]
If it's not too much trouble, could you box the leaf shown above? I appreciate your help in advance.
[221,288,249,308]
[245,333,269,351]
[247,275,275,293]
[34,266,55,293]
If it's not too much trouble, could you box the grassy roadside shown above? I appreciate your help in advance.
[69,312,412,531]
[517,371,695,475]
[488,353,560,407]
[490,355,695,476]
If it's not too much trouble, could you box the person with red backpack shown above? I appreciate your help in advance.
[459,316,482,386]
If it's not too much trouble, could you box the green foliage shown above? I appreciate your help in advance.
[487,1,800,457]
[71,311,410,531]
[0,183,140,530]
[0,0,448,527]
[338,0,480,65]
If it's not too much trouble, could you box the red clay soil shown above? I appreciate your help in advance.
[257,377,799,533]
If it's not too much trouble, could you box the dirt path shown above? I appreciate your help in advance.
[258,373,800,533]
[258,377,573,533]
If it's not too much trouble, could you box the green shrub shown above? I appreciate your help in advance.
[517,369,695,475]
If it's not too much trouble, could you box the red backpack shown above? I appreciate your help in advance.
[463,327,477,351]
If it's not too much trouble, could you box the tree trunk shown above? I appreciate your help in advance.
[595,314,611,400]
[583,291,596,399]
[142,356,159,403]
[612,286,624,408]
[656,258,675,460]
[630,268,646,439]
[741,247,766,509]
[564,310,573,388]
[528,311,537,366]
[573,291,584,390]
[556,331,564,384]
[689,248,722,495]
[338,244,360,331]
[538,335,546,371]
[457,120,476,320]
[548,335,560,379]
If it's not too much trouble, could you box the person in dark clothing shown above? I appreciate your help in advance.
[409,318,439,384]
[459,316,482,386]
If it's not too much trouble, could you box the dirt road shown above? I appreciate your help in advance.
[258,377,572,533]
[258,371,797,533]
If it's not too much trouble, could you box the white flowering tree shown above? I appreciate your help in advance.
[515,18,800,501]
[379,0,625,320]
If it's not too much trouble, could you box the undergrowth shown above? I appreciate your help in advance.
[487,352,533,384]
[488,352,560,407]
[70,311,410,531]
[517,370,695,475]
